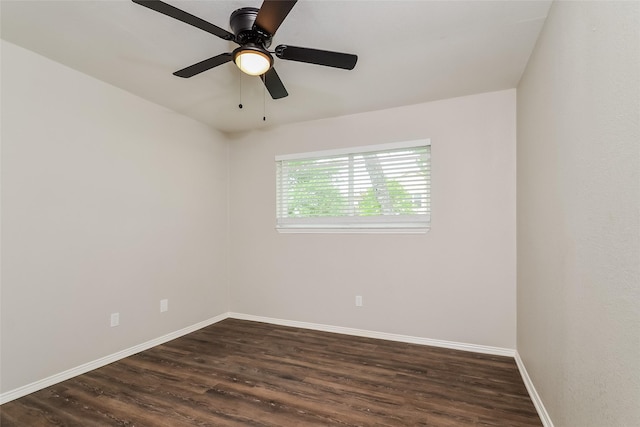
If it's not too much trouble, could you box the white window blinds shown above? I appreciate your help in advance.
[276,140,431,231]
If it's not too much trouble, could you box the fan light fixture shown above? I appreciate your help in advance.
[234,45,273,76]
[132,0,358,100]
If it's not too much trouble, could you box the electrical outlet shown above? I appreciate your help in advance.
[110,312,120,327]
[355,295,363,307]
[160,299,168,313]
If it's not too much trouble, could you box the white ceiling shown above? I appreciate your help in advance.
[1,0,551,134]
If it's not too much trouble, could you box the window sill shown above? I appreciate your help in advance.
[275,227,430,234]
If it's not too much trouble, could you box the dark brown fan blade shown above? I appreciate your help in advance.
[173,53,233,78]
[275,45,357,70]
[261,68,288,99]
[254,0,297,35]
[132,0,235,41]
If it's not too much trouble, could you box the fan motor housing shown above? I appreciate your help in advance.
[230,7,271,47]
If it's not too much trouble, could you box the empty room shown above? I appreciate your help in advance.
[1,0,638,426]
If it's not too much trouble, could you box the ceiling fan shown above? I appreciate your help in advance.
[132,0,358,99]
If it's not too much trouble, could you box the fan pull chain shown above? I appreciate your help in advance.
[238,71,243,109]
[263,82,266,121]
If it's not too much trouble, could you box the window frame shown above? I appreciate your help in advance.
[275,139,431,234]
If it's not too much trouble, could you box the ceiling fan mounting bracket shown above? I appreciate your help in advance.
[230,7,272,48]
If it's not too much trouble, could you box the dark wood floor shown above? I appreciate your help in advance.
[1,319,541,426]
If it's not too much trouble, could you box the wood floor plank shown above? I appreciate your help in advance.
[1,319,542,426]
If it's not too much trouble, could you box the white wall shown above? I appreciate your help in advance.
[517,1,640,426]
[0,41,229,393]
[229,90,517,349]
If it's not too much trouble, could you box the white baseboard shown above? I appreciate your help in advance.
[1,311,525,410]
[228,312,516,357]
[515,351,554,427]
[0,313,229,405]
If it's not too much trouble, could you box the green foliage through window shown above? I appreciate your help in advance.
[276,141,431,229]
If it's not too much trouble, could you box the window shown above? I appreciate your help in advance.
[275,140,431,232]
